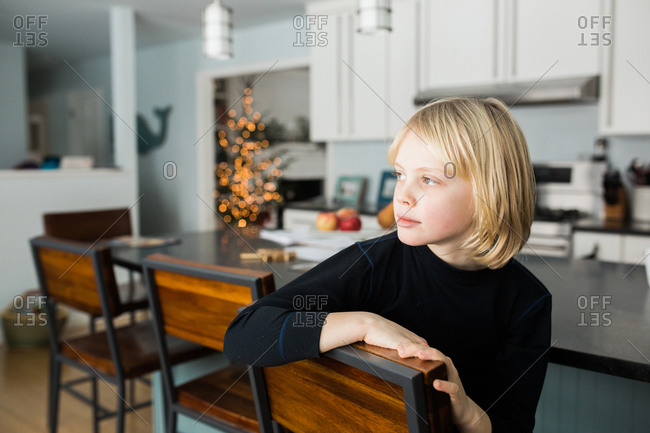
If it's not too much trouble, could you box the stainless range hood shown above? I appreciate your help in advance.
[414,76,599,106]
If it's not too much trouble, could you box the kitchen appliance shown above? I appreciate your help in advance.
[521,160,607,258]
[415,76,599,106]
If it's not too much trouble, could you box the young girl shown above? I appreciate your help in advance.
[224,97,551,433]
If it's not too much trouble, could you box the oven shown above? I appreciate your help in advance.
[520,161,607,258]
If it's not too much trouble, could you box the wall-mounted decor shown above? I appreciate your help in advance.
[377,170,397,209]
[334,176,367,207]
[137,106,172,154]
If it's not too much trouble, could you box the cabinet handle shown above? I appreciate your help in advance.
[582,244,599,260]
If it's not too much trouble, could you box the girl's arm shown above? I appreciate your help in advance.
[318,311,428,352]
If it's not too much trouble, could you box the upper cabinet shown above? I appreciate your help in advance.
[510,0,601,81]
[599,0,650,135]
[310,0,650,141]
[419,0,501,88]
[419,0,601,88]
[309,0,418,142]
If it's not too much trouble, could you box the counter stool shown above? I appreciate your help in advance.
[142,253,276,433]
[30,236,211,433]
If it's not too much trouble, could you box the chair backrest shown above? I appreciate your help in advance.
[43,207,132,242]
[142,253,276,351]
[251,342,453,433]
[30,236,122,318]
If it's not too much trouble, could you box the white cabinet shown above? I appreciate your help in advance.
[599,0,650,135]
[573,231,650,264]
[419,0,501,89]
[572,231,623,262]
[622,235,650,265]
[418,0,600,89]
[510,0,600,81]
[309,0,419,141]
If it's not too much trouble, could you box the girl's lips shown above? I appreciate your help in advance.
[396,215,420,228]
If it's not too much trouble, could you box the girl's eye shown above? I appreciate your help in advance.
[392,171,405,180]
[423,177,438,186]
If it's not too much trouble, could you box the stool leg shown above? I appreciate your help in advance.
[48,355,61,433]
[92,377,99,433]
[116,380,126,433]
[167,410,177,433]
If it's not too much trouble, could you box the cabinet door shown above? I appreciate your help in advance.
[349,19,389,140]
[310,10,346,141]
[510,0,600,82]
[421,0,501,88]
[599,0,650,135]
[572,231,623,262]
[621,235,650,265]
[387,0,420,138]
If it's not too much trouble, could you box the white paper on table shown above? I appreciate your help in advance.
[285,246,340,262]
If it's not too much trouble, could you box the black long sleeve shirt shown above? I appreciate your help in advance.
[224,232,551,433]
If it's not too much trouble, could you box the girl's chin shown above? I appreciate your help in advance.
[396,228,428,246]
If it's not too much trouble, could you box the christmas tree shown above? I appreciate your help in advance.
[215,87,283,228]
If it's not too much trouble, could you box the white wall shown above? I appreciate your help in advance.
[0,170,136,343]
[0,43,29,169]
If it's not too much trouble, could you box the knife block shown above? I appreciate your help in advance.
[604,187,628,221]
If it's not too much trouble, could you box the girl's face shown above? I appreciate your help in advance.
[393,131,476,261]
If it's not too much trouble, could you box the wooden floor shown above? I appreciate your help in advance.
[0,318,154,433]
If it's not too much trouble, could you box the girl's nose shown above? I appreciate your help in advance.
[394,184,416,207]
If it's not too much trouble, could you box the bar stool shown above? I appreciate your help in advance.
[30,236,212,433]
[142,253,276,433]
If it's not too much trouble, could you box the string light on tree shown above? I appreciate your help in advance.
[215,87,283,228]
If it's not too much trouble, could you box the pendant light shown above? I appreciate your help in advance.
[357,0,392,34]
[203,0,233,59]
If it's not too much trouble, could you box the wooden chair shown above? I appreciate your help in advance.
[30,236,211,433]
[42,207,147,319]
[251,342,454,433]
[43,207,133,242]
[142,253,276,433]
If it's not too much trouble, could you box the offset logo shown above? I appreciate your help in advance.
[577,295,612,327]
[578,15,611,47]
[12,294,48,326]
[293,15,328,47]
[13,15,48,47]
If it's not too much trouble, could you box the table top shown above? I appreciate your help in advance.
[518,253,650,382]
[111,230,307,288]
[112,230,650,382]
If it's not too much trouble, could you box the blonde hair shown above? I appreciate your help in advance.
[387,97,535,269]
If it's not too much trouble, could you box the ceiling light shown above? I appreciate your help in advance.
[203,0,233,59]
[357,0,391,34]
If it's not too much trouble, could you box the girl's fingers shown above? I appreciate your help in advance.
[434,379,459,396]
[396,342,423,358]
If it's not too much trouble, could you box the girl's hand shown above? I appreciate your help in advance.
[396,344,492,433]
[319,312,427,353]
[361,313,428,349]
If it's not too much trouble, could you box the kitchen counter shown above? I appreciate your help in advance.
[573,218,650,236]
[517,253,650,382]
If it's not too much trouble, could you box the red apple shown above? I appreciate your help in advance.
[336,208,359,219]
[316,211,339,231]
[339,216,362,231]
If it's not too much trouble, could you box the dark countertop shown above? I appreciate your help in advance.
[112,230,650,382]
[573,218,650,236]
[517,252,650,382]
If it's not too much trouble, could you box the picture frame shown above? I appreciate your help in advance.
[334,176,366,207]
[376,171,397,209]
